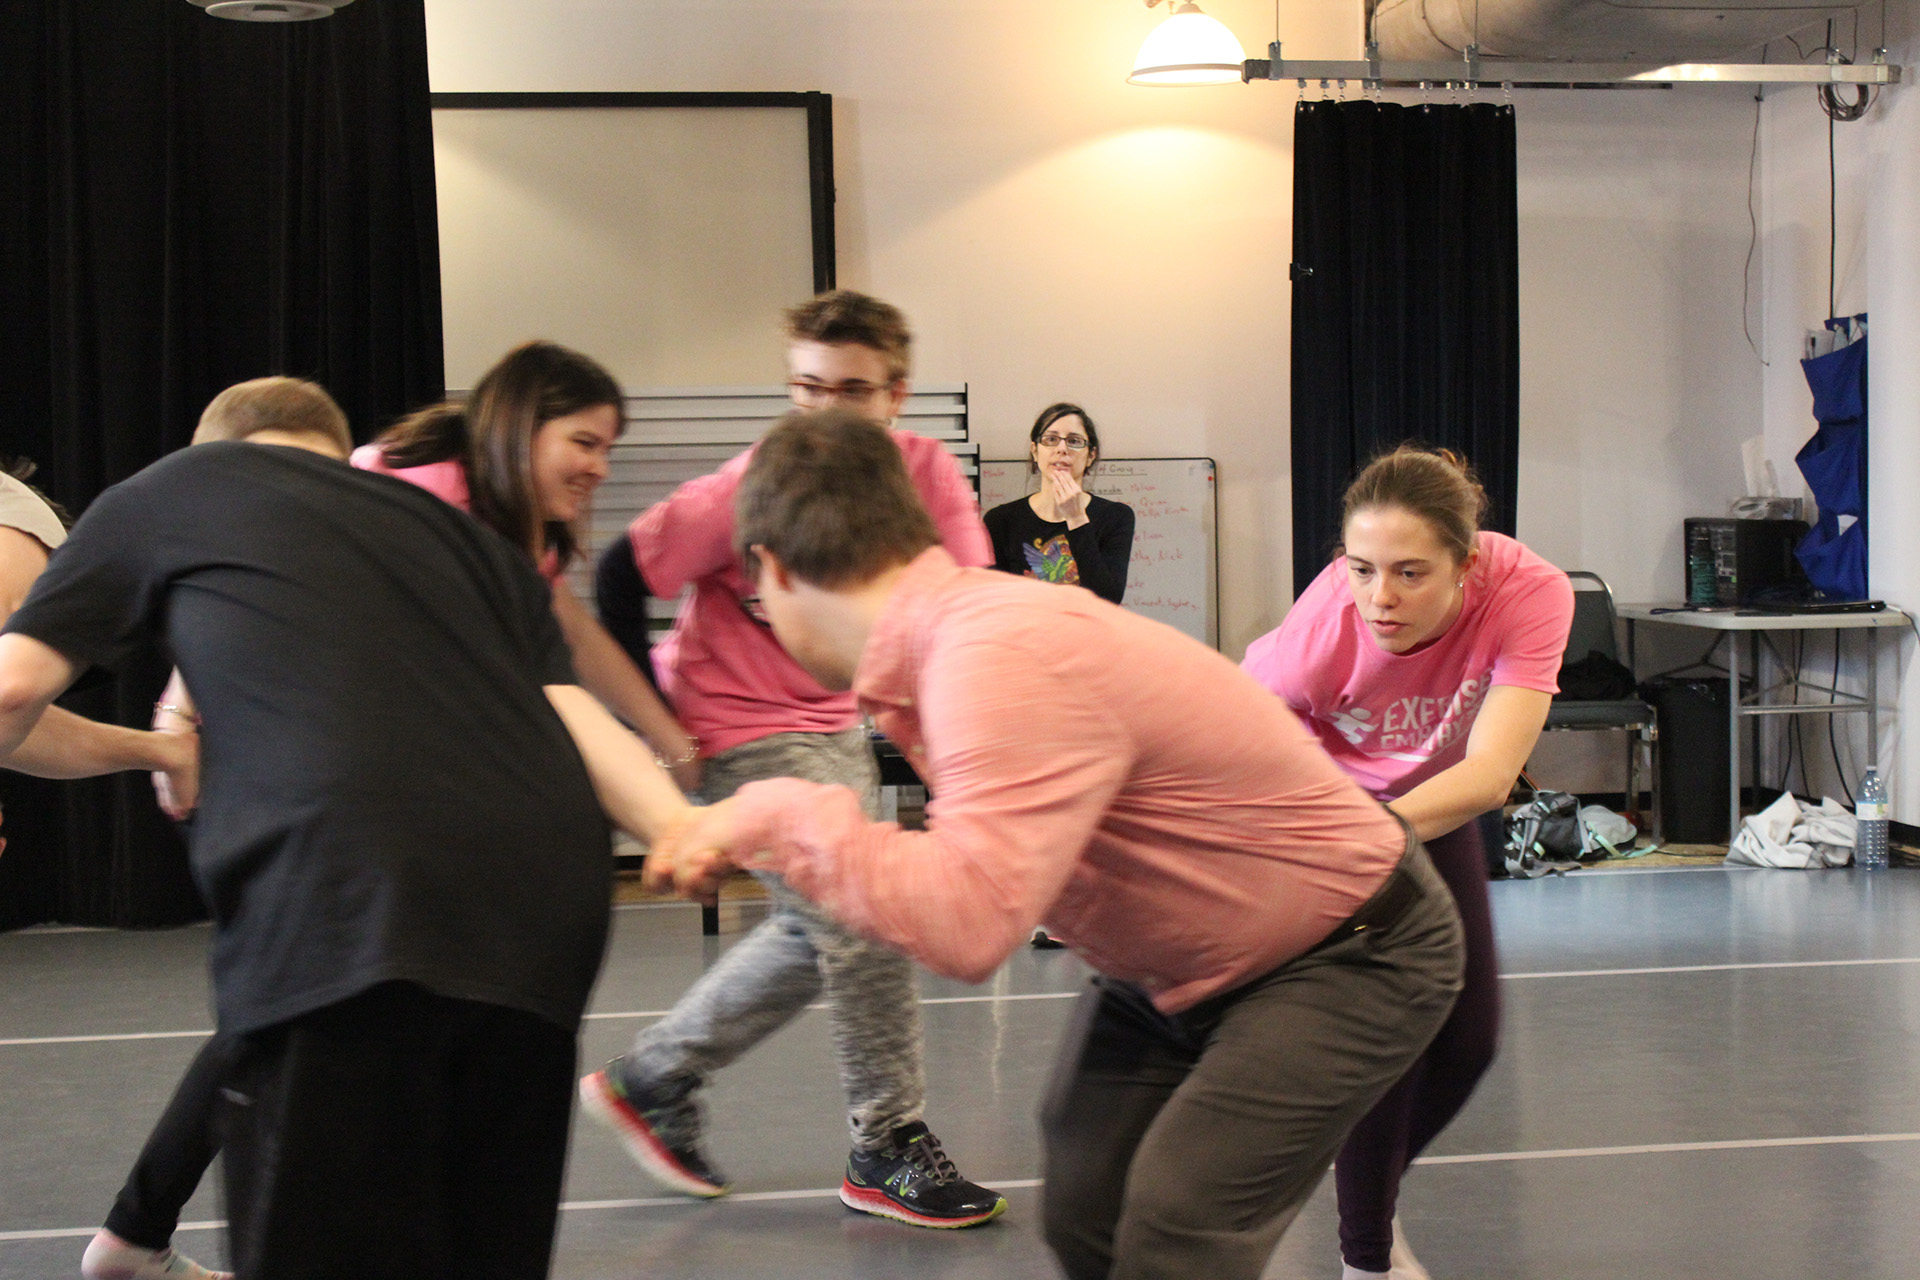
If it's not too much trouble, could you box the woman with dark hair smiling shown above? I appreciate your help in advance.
[983,403,1134,604]
[356,340,698,787]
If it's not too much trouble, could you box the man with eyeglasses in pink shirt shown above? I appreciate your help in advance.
[647,409,1466,1280]
[579,291,1007,1229]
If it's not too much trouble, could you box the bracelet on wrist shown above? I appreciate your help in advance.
[654,736,701,769]
[152,701,202,728]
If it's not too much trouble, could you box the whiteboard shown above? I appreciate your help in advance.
[980,459,1218,648]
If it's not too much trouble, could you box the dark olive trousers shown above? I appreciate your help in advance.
[1039,840,1464,1280]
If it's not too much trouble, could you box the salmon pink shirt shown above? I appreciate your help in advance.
[633,430,991,756]
[726,548,1408,1013]
[1241,532,1573,799]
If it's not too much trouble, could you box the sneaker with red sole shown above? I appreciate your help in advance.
[840,1121,1006,1229]
[578,1065,730,1198]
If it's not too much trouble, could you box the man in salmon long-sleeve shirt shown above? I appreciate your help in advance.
[579,292,1007,1228]
[649,410,1467,1280]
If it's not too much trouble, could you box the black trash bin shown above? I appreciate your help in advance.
[1640,676,1731,843]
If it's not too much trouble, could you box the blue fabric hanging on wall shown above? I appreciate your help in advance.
[1796,319,1869,600]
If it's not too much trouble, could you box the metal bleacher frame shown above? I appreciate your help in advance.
[566,383,975,607]
[581,385,973,931]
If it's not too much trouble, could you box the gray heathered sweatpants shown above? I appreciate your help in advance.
[616,728,926,1153]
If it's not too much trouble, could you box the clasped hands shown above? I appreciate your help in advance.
[644,798,745,904]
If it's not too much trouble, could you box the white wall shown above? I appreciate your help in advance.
[1754,11,1919,819]
[424,1,1768,672]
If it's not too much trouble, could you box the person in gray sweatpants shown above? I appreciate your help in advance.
[578,291,1005,1229]
[619,730,922,1154]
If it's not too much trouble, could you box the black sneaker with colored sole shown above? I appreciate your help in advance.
[578,1064,730,1198]
[840,1121,1007,1229]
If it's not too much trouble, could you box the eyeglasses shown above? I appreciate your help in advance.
[787,379,895,408]
[1036,433,1089,452]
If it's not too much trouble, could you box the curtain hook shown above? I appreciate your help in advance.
[1420,80,1432,110]
[1297,77,1307,102]
[1503,80,1514,104]
[1337,78,1347,101]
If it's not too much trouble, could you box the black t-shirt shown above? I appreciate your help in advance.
[4,443,612,1034]
[982,493,1136,604]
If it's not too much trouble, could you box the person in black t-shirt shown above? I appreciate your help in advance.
[0,378,695,1280]
[982,402,1134,605]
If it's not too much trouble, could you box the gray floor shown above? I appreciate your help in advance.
[6,866,1920,1279]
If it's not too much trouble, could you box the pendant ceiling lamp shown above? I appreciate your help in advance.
[1128,1,1247,86]
[187,0,355,20]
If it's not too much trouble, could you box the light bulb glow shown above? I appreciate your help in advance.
[1128,5,1247,87]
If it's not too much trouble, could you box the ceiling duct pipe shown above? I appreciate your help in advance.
[1372,0,1876,63]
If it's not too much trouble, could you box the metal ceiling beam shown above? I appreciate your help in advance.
[1243,47,1902,89]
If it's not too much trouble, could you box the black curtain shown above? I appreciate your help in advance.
[0,0,444,928]
[1289,99,1519,597]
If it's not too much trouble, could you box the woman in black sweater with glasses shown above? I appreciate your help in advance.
[983,403,1135,950]
[982,403,1134,605]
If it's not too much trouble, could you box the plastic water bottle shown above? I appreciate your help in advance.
[1856,768,1890,871]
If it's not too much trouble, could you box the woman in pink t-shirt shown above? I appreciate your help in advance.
[1242,446,1572,1280]
[355,341,699,790]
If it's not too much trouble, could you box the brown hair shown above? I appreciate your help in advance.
[193,377,352,456]
[783,290,913,383]
[734,408,938,588]
[1341,445,1488,564]
[374,341,623,570]
[1027,402,1100,477]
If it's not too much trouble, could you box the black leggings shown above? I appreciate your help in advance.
[1333,816,1501,1273]
[105,1034,234,1249]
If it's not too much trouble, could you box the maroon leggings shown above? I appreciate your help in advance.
[1335,815,1501,1272]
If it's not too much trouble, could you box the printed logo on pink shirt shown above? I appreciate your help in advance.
[1321,676,1491,763]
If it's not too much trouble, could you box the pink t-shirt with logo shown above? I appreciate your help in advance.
[1241,532,1573,799]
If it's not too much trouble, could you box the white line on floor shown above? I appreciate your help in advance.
[583,990,1082,1021]
[10,1135,1920,1244]
[11,955,1920,1047]
[0,1029,213,1047]
[0,991,1088,1046]
[1414,1132,1920,1164]
[559,1178,1047,1213]
[0,1219,221,1243]
[1500,955,1920,980]
[1551,864,1732,876]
